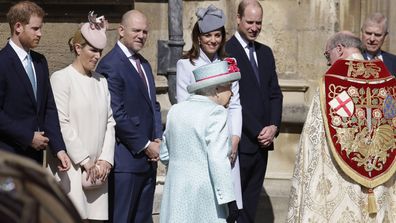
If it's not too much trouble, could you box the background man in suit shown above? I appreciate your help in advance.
[96,10,162,223]
[225,0,283,222]
[0,1,70,170]
[361,12,396,75]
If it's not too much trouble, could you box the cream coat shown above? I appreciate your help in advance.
[47,65,115,220]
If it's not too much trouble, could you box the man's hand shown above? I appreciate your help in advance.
[31,131,49,151]
[229,135,240,166]
[257,125,278,148]
[96,160,112,182]
[56,150,71,171]
[144,139,161,162]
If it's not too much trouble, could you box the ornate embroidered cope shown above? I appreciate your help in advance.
[320,59,396,189]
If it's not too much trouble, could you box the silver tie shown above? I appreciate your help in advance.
[25,53,37,99]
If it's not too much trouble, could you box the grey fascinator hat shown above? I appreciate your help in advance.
[196,4,226,33]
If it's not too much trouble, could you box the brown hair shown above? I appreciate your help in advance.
[6,1,45,33]
[68,29,88,56]
[237,0,263,18]
[183,22,227,65]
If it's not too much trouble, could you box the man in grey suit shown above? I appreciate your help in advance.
[361,12,396,76]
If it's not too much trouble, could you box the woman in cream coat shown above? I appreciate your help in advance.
[176,4,243,209]
[47,14,115,221]
[160,61,241,223]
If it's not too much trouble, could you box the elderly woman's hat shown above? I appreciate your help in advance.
[80,11,107,49]
[196,4,226,33]
[187,58,241,93]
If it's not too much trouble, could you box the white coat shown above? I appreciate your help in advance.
[47,65,115,220]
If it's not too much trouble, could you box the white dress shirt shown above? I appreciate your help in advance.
[9,39,37,85]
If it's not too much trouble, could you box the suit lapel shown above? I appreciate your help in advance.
[117,48,153,110]
[382,52,393,74]
[141,59,156,103]
[5,44,37,108]
[230,36,261,88]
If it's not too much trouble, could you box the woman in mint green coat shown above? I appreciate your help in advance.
[160,61,240,223]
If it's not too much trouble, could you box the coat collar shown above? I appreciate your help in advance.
[187,94,217,105]
[198,48,220,63]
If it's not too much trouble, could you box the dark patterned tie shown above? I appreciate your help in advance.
[248,42,260,84]
[132,54,148,89]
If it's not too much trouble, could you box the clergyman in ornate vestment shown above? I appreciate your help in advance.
[287,31,396,222]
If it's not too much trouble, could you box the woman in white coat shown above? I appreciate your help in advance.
[176,4,243,210]
[47,13,115,222]
[160,60,241,223]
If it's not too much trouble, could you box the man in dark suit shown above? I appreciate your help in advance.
[96,9,162,223]
[225,0,283,222]
[361,12,396,76]
[0,1,70,170]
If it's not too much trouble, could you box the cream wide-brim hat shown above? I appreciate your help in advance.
[80,22,107,50]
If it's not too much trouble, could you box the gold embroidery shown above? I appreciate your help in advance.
[328,84,347,99]
[331,86,396,175]
[352,125,395,173]
[346,61,381,79]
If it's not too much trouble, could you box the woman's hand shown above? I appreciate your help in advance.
[96,160,112,182]
[229,135,240,166]
[83,159,98,184]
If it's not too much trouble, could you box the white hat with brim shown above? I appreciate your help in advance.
[187,61,241,93]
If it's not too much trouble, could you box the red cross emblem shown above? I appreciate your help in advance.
[328,91,354,117]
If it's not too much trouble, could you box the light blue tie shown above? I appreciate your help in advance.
[25,53,37,99]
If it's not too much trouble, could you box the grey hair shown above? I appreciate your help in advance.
[362,12,388,34]
[194,83,231,96]
[327,32,364,53]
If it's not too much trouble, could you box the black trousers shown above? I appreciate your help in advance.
[238,149,268,223]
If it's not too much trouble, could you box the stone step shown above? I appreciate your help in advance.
[152,177,292,223]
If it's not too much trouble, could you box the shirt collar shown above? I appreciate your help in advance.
[235,31,250,49]
[365,51,382,60]
[9,39,29,62]
[117,40,138,59]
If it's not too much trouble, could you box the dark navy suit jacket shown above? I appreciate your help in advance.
[96,44,162,173]
[0,43,65,162]
[226,36,283,154]
[381,51,396,76]
[364,50,396,76]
